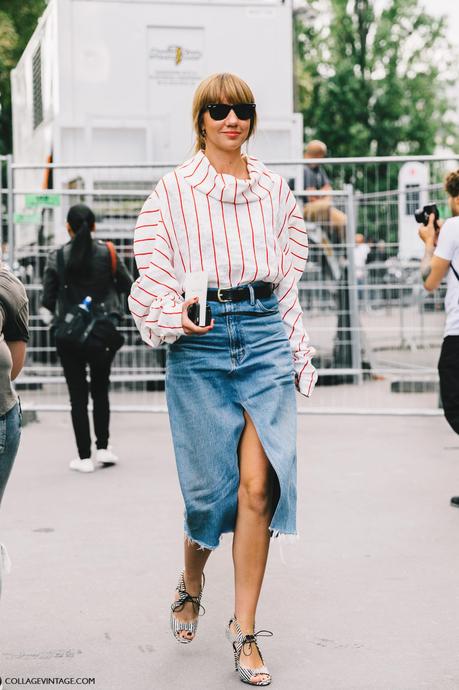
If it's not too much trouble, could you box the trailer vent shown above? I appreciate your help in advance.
[32,45,43,129]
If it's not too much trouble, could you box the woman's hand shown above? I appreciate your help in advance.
[182,297,214,336]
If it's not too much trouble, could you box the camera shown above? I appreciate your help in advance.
[187,302,212,326]
[414,203,439,226]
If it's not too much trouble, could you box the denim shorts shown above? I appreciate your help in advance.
[165,288,297,550]
[0,402,22,506]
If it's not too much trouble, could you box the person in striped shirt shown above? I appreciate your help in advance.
[129,72,317,686]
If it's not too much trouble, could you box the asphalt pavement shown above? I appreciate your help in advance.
[0,409,458,690]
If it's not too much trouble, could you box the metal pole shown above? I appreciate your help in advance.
[344,184,363,384]
[6,155,14,269]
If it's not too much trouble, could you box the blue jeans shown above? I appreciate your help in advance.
[0,402,22,506]
[165,289,297,550]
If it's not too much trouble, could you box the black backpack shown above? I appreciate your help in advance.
[54,244,124,353]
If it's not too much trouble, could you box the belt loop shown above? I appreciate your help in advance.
[248,283,255,305]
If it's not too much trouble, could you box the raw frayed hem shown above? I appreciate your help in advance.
[269,530,300,544]
[184,530,299,550]
[184,533,221,552]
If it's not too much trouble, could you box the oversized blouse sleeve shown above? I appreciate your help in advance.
[274,181,318,397]
[128,190,184,347]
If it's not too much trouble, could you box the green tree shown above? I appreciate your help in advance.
[0,0,46,155]
[295,0,457,161]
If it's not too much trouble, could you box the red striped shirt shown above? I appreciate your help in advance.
[128,151,317,396]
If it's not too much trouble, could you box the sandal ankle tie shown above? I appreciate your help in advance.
[171,590,205,617]
[237,630,273,657]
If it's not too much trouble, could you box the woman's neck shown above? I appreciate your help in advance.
[203,146,249,179]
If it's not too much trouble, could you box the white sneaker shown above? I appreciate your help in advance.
[0,543,11,598]
[69,457,95,473]
[0,543,11,577]
[96,447,118,466]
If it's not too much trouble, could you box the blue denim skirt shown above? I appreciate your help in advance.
[165,288,297,550]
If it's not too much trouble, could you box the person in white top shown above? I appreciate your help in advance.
[418,169,459,508]
[354,233,370,279]
[129,73,317,685]
[354,233,370,301]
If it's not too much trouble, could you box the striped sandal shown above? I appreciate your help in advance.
[170,570,205,644]
[226,615,273,686]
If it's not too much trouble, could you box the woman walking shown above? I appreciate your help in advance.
[0,261,29,592]
[129,73,317,685]
[42,204,132,473]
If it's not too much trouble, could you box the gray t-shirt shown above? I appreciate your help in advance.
[0,266,29,416]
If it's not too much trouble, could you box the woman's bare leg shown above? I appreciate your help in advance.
[173,539,212,641]
[231,411,273,682]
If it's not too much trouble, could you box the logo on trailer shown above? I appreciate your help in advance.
[149,45,202,63]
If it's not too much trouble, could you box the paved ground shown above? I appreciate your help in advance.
[1,409,459,690]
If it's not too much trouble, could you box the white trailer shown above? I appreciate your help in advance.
[11,0,302,245]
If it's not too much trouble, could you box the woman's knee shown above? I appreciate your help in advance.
[238,479,271,516]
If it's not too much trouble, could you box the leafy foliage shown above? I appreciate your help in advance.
[295,0,457,160]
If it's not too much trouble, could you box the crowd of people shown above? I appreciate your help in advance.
[0,72,458,687]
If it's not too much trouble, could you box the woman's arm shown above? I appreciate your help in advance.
[0,280,29,380]
[275,183,317,397]
[6,341,26,380]
[114,257,134,294]
[129,190,185,347]
[41,250,60,313]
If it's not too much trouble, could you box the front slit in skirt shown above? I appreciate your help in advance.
[165,291,298,550]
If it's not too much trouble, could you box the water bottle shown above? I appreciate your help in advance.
[79,296,92,312]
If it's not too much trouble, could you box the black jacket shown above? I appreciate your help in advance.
[42,239,133,318]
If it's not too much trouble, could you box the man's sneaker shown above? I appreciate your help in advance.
[96,447,118,466]
[450,496,459,508]
[69,458,95,473]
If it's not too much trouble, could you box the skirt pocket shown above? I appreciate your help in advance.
[255,298,278,314]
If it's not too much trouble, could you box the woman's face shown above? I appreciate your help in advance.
[202,99,251,154]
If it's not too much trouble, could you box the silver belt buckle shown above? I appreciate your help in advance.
[217,288,231,303]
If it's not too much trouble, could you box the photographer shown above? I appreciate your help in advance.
[418,170,459,508]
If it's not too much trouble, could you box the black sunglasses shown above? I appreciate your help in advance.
[203,103,256,121]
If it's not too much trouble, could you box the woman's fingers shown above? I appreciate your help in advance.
[182,297,214,335]
[183,320,214,335]
[182,296,199,310]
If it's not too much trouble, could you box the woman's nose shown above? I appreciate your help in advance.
[225,109,239,125]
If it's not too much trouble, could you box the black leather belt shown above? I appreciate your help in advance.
[207,282,273,303]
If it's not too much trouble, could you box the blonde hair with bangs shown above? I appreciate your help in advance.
[192,73,257,153]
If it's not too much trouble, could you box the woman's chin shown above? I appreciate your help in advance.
[213,139,244,154]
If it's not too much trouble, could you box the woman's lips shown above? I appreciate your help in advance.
[222,132,240,138]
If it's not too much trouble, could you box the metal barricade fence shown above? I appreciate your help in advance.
[3,155,457,414]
